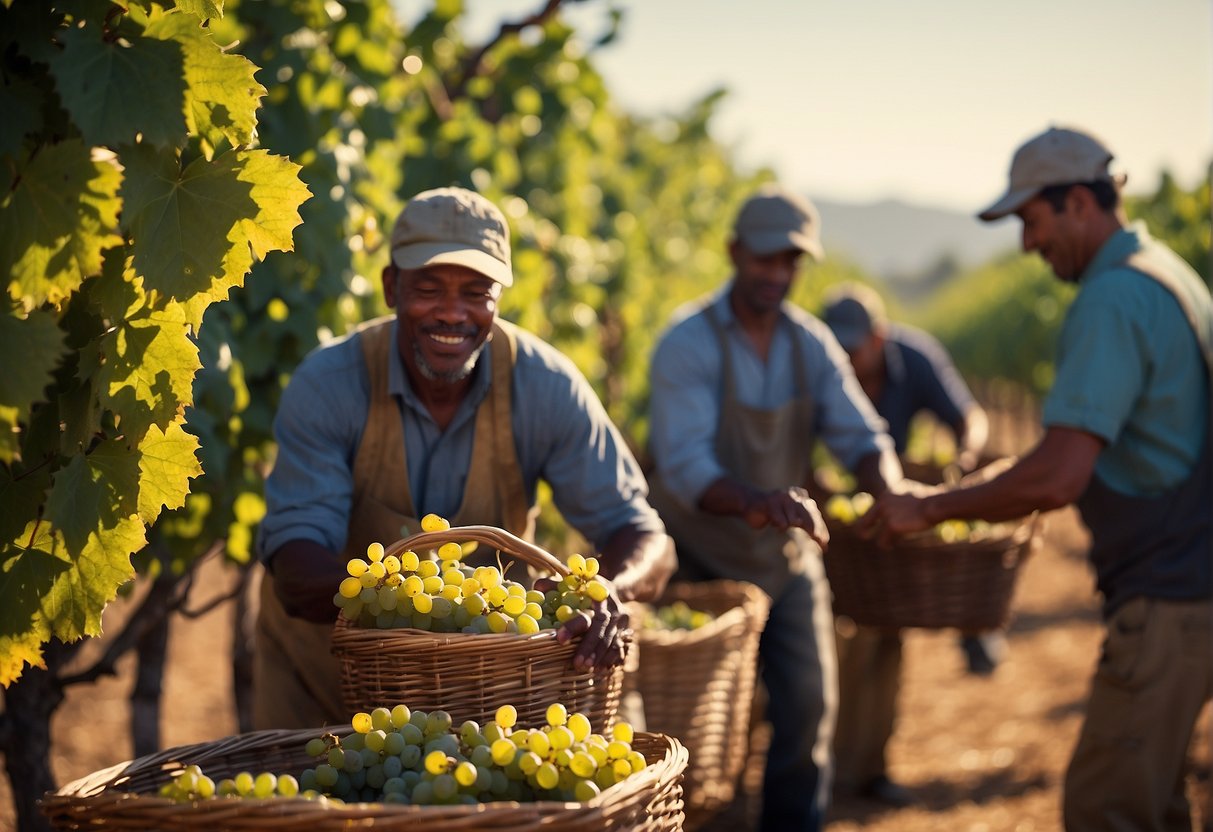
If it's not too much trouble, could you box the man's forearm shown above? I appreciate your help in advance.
[853,448,903,496]
[595,525,676,603]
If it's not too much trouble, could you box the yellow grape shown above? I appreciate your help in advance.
[347,559,369,578]
[400,550,420,571]
[421,514,450,532]
[366,542,385,563]
[546,703,568,727]
[351,712,373,733]
[338,577,362,599]
[438,542,462,561]
[566,553,587,576]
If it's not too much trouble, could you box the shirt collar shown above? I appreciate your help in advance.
[1080,221,1151,284]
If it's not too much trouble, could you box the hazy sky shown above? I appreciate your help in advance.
[451,0,1212,212]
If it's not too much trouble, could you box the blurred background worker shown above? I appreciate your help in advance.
[822,282,996,807]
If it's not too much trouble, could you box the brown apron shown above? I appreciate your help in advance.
[253,317,534,730]
[647,305,820,600]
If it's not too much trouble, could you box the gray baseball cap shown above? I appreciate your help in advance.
[823,283,886,351]
[733,185,825,260]
[978,126,1127,222]
[390,187,513,286]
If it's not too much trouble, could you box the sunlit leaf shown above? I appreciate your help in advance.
[1,140,123,310]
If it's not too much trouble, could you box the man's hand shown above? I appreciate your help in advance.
[535,576,632,671]
[856,491,934,548]
[745,487,829,550]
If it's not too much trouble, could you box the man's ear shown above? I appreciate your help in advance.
[382,264,399,308]
[1066,184,1096,217]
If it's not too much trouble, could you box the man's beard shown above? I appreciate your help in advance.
[413,339,488,384]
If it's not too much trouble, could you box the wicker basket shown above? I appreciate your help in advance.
[332,524,628,732]
[822,513,1038,632]
[625,580,769,827]
[41,727,689,831]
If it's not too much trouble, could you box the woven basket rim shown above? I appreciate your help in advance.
[383,524,570,577]
[44,728,688,828]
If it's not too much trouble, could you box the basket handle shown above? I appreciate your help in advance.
[384,524,571,578]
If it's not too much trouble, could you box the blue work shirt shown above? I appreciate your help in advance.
[258,319,661,559]
[1042,223,1209,496]
[648,288,892,509]
[876,324,975,453]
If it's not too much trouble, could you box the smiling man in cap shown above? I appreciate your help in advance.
[860,126,1213,830]
[253,186,675,730]
[647,184,901,830]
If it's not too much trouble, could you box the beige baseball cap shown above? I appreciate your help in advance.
[390,187,513,286]
[733,185,825,260]
[978,126,1127,222]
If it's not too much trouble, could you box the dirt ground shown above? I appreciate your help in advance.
[3,505,1210,831]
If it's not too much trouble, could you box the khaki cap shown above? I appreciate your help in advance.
[978,126,1127,222]
[733,185,825,260]
[390,187,513,286]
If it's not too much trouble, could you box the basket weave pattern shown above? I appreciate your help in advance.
[823,515,1038,631]
[332,525,627,731]
[626,580,769,826]
[42,728,689,831]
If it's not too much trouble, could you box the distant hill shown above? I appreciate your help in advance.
[814,197,1021,294]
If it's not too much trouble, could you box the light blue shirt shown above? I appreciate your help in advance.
[648,289,892,509]
[1042,223,1210,495]
[258,320,661,559]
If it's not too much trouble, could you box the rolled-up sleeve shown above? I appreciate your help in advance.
[648,317,726,508]
[513,339,663,551]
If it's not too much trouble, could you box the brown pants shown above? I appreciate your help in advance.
[832,622,901,789]
[1064,597,1213,832]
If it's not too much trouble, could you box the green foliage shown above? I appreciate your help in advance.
[0,0,308,685]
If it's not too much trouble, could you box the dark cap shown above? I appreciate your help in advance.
[823,283,886,351]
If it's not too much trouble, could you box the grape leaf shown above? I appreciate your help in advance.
[48,25,187,149]
[143,8,263,157]
[0,74,45,158]
[0,511,143,685]
[122,144,308,326]
[175,0,224,21]
[0,309,66,463]
[97,303,201,442]
[1,139,123,310]
[137,420,202,524]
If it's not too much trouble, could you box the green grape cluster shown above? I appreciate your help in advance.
[298,703,648,805]
[641,600,715,632]
[332,514,611,634]
[158,764,320,803]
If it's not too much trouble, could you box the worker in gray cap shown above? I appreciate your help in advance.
[861,126,1213,831]
[254,186,675,729]
[647,184,901,831]
[823,281,994,808]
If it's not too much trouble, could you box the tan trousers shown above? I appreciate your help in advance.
[1064,597,1213,832]
[832,622,902,789]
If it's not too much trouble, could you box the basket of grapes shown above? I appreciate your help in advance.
[820,488,1039,632]
[41,700,690,832]
[331,519,629,733]
[625,580,769,825]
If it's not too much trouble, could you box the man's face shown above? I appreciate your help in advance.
[383,263,501,385]
[729,242,803,316]
[847,332,885,385]
[1017,193,1086,282]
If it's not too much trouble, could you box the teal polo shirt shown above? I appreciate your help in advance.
[1042,222,1209,496]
